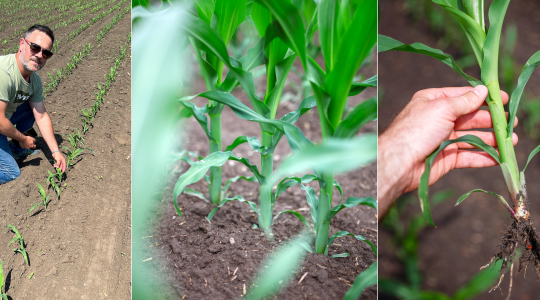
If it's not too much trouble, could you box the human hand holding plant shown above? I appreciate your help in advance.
[52,151,66,172]
[378,85,518,218]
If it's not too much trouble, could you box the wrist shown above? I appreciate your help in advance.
[51,150,60,155]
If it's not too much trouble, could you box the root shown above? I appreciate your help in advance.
[489,273,504,294]
[505,243,517,300]
[480,257,496,270]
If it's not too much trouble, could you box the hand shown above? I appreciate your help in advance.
[378,85,518,218]
[20,135,36,149]
[52,151,66,172]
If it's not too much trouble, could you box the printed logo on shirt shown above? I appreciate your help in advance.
[14,92,30,104]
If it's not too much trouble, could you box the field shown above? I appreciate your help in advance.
[0,1,131,299]
[135,51,377,300]
[378,0,540,299]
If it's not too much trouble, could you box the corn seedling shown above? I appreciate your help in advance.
[6,225,29,265]
[46,167,63,197]
[174,0,321,232]
[0,260,7,300]
[63,144,94,168]
[380,0,540,293]
[29,183,50,213]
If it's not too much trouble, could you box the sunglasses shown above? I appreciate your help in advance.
[23,39,53,59]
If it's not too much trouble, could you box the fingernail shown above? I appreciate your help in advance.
[471,85,487,97]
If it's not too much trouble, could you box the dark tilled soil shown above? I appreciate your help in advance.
[138,54,378,299]
[378,0,540,299]
[0,9,131,300]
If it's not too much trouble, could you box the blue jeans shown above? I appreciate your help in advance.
[0,101,35,184]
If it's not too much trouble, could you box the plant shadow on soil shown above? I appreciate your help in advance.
[140,55,378,299]
[378,0,540,299]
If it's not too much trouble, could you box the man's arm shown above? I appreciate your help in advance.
[0,100,36,149]
[29,101,66,172]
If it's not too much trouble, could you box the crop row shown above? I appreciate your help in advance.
[96,6,130,43]
[66,0,128,42]
[43,43,92,97]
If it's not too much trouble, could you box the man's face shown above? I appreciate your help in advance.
[18,31,53,73]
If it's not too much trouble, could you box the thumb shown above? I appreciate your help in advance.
[447,85,488,117]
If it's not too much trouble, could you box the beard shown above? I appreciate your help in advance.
[20,46,45,72]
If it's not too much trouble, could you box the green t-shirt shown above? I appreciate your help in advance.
[0,54,43,119]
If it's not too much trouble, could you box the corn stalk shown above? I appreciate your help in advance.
[379,0,540,226]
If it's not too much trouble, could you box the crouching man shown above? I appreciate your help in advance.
[0,24,66,185]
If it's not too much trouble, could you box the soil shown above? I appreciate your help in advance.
[0,3,131,300]
[136,51,378,298]
[378,0,540,299]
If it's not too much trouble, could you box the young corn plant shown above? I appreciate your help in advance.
[29,183,50,213]
[0,260,7,300]
[379,0,540,292]
[253,0,378,255]
[46,167,63,197]
[174,0,323,233]
[6,225,29,265]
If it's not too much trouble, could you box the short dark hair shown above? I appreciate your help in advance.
[24,24,54,47]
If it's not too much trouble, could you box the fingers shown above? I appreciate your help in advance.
[454,150,501,169]
[453,131,518,148]
[455,110,518,130]
[414,86,509,105]
[445,85,489,118]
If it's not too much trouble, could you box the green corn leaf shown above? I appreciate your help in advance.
[179,13,264,115]
[265,53,297,116]
[251,1,272,38]
[267,95,317,154]
[331,253,350,258]
[207,195,259,221]
[481,0,510,86]
[455,189,513,216]
[273,135,376,184]
[348,75,377,96]
[432,0,486,67]
[462,0,485,29]
[318,0,340,72]
[274,176,302,202]
[419,135,501,226]
[334,97,377,139]
[193,0,215,24]
[180,91,314,152]
[255,0,307,70]
[522,145,540,174]
[190,38,218,90]
[221,38,266,92]
[297,241,314,253]
[328,231,377,256]
[507,50,540,136]
[183,188,208,202]
[173,151,264,217]
[343,262,377,300]
[224,135,267,154]
[333,179,343,204]
[273,210,310,228]
[303,185,319,227]
[325,0,376,128]
[36,182,46,198]
[212,0,247,46]
[179,101,214,142]
[0,260,4,292]
[329,196,376,220]
[305,5,318,46]
[378,35,482,86]
[28,203,41,213]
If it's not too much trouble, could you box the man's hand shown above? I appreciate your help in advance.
[19,135,37,149]
[52,151,66,172]
[378,85,518,218]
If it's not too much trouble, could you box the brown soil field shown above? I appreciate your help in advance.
[0,3,131,300]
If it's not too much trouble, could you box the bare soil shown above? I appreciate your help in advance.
[0,6,131,300]
[378,0,540,299]
[137,53,378,299]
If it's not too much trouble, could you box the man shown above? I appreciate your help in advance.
[0,24,66,185]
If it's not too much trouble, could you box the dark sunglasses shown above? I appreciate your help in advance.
[23,39,53,59]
